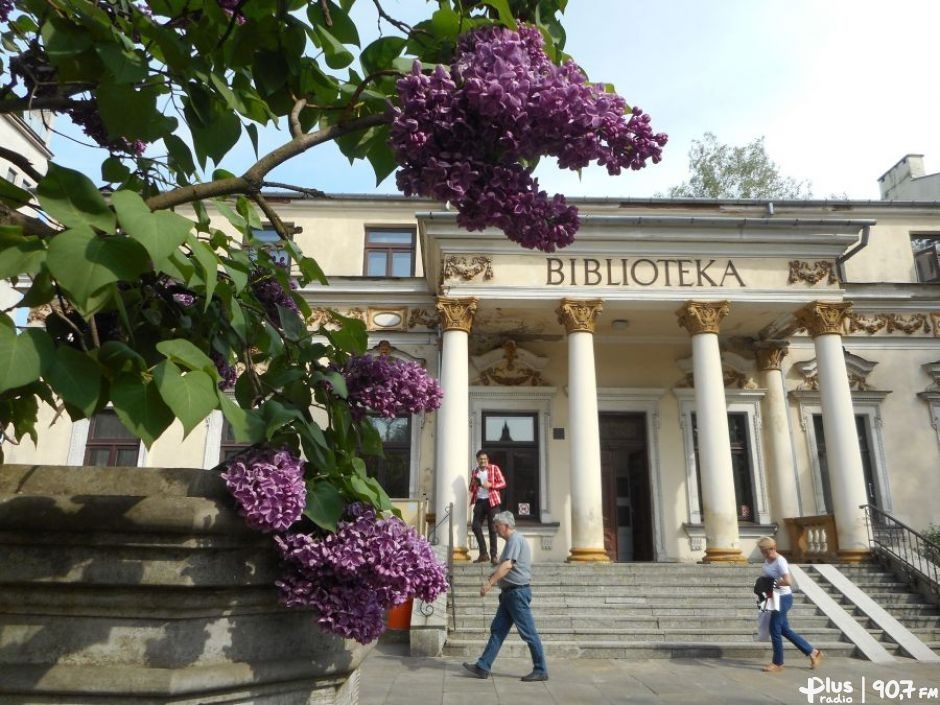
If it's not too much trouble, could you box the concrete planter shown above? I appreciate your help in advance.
[0,464,372,705]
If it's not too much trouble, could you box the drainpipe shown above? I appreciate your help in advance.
[836,224,871,283]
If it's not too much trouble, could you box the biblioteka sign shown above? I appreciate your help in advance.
[546,257,747,288]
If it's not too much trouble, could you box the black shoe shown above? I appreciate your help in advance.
[520,671,548,682]
[490,556,499,565]
[462,662,490,679]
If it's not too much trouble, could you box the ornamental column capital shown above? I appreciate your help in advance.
[435,296,478,332]
[556,298,604,334]
[794,301,851,338]
[675,300,730,335]
[755,340,789,372]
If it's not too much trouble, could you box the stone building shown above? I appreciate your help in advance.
[7,165,940,565]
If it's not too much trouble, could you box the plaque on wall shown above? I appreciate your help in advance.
[517,503,531,517]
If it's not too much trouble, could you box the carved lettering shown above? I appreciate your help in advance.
[631,258,658,286]
[542,257,748,287]
[584,258,602,285]
[720,260,746,287]
[696,259,718,287]
[547,257,564,285]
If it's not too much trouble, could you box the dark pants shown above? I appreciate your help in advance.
[471,498,498,558]
[477,586,547,674]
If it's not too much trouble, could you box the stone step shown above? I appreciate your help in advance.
[448,626,844,643]
[442,639,857,660]
[452,614,834,630]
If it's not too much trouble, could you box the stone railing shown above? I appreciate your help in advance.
[784,514,840,563]
[0,464,372,705]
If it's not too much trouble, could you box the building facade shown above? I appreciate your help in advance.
[7,190,940,565]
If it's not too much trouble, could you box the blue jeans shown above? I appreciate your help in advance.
[770,593,813,665]
[476,586,547,675]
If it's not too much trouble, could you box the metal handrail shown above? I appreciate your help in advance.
[424,503,455,628]
[861,503,940,601]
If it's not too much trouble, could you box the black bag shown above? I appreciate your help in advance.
[753,576,775,601]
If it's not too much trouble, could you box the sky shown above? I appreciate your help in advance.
[49,0,940,201]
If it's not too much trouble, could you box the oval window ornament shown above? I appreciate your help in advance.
[372,312,402,328]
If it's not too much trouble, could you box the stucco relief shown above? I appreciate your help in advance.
[793,301,851,337]
[794,351,878,392]
[556,298,604,333]
[407,308,439,330]
[845,312,932,336]
[436,296,478,332]
[787,260,838,285]
[674,351,758,389]
[471,340,548,387]
[440,255,494,288]
[307,307,367,330]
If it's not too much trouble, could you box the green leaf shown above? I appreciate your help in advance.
[37,164,116,232]
[324,312,367,354]
[0,177,32,209]
[46,225,150,314]
[97,341,147,373]
[0,230,45,278]
[217,391,265,444]
[164,134,196,176]
[189,107,241,167]
[186,234,219,306]
[97,82,178,142]
[0,327,54,395]
[101,156,131,183]
[367,130,397,185]
[308,1,360,46]
[297,255,327,286]
[349,471,380,504]
[358,418,384,456]
[260,400,306,440]
[314,25,355,69]
[481,0,517,29]
[95,43,148,84]
[156,338,218,378]
[111,373,175,448]
[359,36,406,75]
[112,190,192,268]
[153,360,218,438]
[19,270,55,308]
[46,346,103,417]
[304,480,345,532]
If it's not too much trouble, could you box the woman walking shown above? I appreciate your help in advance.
[757,536,823,672]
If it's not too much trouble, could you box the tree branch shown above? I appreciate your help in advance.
[145,112,389,211]
[251,193,291,243]
[0,93,93,115]
[260,182,329,199]
[0,202,59,238]
[0,147,44,184]
[289,98,308,139]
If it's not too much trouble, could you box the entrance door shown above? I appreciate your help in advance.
[600,413,653,561]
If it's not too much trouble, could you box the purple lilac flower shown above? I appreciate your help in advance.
[0,0,13,23]
[250,267,299,324]
[67,101,148,156]
[217,0,247,24]
[222,447,306,533]
[172,291,196,307]
[341,354,443,421]
[274,503,449,644]
[211,351,237,391]
[389,24,667,252]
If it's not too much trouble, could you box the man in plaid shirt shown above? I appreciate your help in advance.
[469,450,507,564]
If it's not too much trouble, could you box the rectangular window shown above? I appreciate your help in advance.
[912,233,940,283]
[249,225,293,267]
[83,410,141,467]
[363,415,412,497]
[363,228,415,277]
[482,412,539,520]
[220,418,251,463]
[812,414,879,510]
[692,412,756,522]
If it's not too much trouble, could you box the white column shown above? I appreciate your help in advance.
[434,297,477,562]
[676,301,745,563]
[795,302,870,561]
[557,299,609,562]
[756,342,801,550]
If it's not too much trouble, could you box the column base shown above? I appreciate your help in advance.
[836,549,871,564]
[566,548,611,563]
[702,547,747,564]
[452,547,471,562]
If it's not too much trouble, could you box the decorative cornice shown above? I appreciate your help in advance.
[788,260,838,285]
[846,313,887,335]
[556,298,604,334]
[755,342,789,372]
[675,300,730,335]
[845,312,932,336]
[436,297,478,332]
[793,301,851,337]
[884,313,931,335]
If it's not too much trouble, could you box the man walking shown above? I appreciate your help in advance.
[468,450,506,564]
[463,511,548,682]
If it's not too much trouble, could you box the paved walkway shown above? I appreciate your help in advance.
[361,639,940,705]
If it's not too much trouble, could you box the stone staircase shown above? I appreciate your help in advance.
[444,562,855,660]
[808,564,940,658]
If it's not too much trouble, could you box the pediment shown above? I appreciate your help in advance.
[471,340,548,387]
[794,350,878,391]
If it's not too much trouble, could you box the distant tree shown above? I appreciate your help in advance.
[665,132,812,199]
